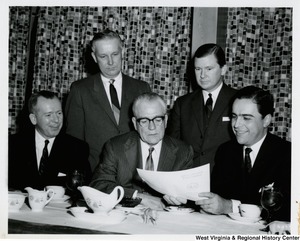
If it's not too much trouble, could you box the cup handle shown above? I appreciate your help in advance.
[45,189,54,205]
[115,186,124,205]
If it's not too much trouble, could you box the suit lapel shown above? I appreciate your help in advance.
[251,134,272,176]
[157,137,177,171]
[28,130,39,174]
[124,132,143,180]
[92,74,118,126]
[119,74,130,125]
[191,90,205,136]
[209,84,232,124]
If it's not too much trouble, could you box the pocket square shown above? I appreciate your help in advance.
[58,172,66,177]
[222,116,230,122]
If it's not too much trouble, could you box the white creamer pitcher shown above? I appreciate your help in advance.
[78,186,124,213]
[25,187,54,212]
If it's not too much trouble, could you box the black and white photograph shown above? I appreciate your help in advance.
[2,0,300,239]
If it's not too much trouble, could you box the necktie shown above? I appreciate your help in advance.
[145,147,154,171]
[109,79,120,124]
[205,93,213,120]
[244,147,252,173]
[39,140,49,175]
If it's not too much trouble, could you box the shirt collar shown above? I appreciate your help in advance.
[101,72,122,85]
[35,129,55,147]
[140,139,162,152]
[243,133,267,162]
[202,82,223,101]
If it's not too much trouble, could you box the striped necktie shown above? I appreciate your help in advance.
[109,79,120,124]
[145,147,154,171]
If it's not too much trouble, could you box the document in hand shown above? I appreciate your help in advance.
[137,164,210,201]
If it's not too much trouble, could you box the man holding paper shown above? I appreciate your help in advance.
[90,92,194,209]
[196,86,291,222]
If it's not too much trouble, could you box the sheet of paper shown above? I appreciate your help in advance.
[137,164,210,201]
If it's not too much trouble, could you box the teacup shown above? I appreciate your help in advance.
[239,204,262,218]
[46,185,65,199]
[8,193,26,212]
[25,187,54,212]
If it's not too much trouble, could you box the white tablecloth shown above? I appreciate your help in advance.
[8,203,266,235]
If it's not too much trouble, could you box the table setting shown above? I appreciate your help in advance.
[8,184,267,235]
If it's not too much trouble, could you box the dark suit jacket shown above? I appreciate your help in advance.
[211,133,291,221]
[65,73,151,171]
[89,131,194,198]
[167,83,237,171]
[8,128,92,191]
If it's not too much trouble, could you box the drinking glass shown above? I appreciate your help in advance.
[260,186,283,231]
[66,170,85,207]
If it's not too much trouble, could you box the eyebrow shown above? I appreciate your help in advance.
[232,113,254,118]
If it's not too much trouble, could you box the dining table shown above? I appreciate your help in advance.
[7,198,267,236]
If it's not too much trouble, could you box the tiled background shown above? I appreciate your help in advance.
[9,7,292,141]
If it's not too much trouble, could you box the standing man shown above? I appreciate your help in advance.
[65,30,151,171]
[167,43,237,171]
[196,86,291,222]
[9,91,91,191]
[90,93,193,210]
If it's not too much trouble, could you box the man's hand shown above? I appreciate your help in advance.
[195,192,232,215]
[136,192,165,210]
[163,195,187,206]
[268,221,290,235]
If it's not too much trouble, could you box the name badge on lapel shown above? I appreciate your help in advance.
[222,117,230,122]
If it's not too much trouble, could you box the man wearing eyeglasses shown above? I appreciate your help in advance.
[90,92,194,210]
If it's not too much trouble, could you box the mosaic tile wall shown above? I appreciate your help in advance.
[225,8,292,141]
[9,7,292,142]
[8,7,31,134]
[32,6,191,109]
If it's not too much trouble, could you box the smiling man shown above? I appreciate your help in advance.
[9,91,91,191]
[196,86,291,222]
[90,92,194,210]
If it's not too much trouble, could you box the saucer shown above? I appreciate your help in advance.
[115,204,146,213]
[50,195,70,203]
[164,206,194,214]
[228,212,261,223]
[69,207,127,225]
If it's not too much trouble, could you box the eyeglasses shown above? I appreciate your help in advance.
[136,116,165,128]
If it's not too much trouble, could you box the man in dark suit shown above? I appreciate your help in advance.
[90,92,193,210]
[167,44,236,172]
[196,86,291,222]
[65,30,151,172]
[9,91,91,191]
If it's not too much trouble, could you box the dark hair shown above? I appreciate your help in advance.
[194,43,226,67]
[234,86,274,117]
[28,90,59,113]
[91,29,122,49]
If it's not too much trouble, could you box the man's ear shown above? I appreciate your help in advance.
[263,114,272,128]
[164,114,168,127]
[91,51,97,63]
[29,113,37,125]
[221,64,227,76]
[132,117,137,130]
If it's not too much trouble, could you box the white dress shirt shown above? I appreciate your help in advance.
[101,73,122,107]
[140,140,162,171]
[35,130,55,169]
[202,82,223,110]
[243,134,267,167]
[231,134,267,213]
